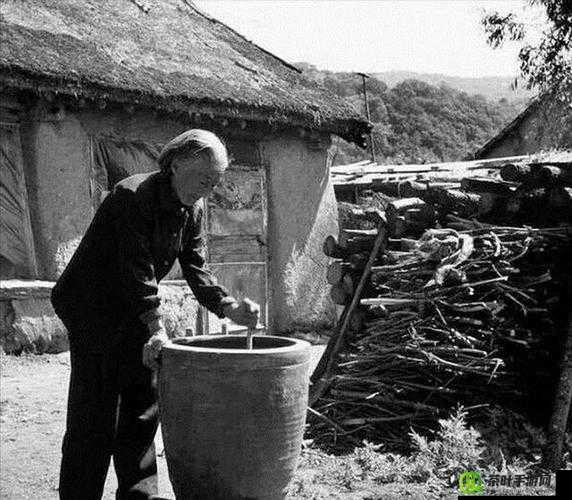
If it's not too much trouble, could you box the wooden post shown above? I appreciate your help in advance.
[544,278,572,470]
[195,307,205,335]
[310,222,387,405]
[357,72,376,163]
[246,327,254,349]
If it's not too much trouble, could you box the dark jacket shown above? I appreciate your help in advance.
[51,170,233,351]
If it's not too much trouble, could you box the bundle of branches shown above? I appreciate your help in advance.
[312,218,571,450]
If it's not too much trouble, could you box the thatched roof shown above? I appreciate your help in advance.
[472,97,542,159]
[473,86,571,159]
[0,0,369,144]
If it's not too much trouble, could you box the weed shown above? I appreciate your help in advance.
[409,406,485,485]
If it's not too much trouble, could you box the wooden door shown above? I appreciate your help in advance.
[204,165,267,333]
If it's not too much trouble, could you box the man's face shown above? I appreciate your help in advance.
[170,152,224,206]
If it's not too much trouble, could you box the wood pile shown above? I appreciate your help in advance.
[372,159,572,229]
[310,159,572,449]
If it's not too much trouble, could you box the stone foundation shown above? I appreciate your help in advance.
[0,280,200,354]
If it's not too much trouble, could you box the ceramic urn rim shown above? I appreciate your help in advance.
[162,334,311,355]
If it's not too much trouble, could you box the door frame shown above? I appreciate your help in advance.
[201,163,270,334]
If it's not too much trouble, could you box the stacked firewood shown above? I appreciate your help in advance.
[370,159,572,229]
[311,163,572,449]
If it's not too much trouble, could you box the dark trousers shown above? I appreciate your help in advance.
[59,337,158,500]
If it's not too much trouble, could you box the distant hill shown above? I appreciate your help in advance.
[296,63,533,104]
[295,63,527,165]
[372,71,534,103]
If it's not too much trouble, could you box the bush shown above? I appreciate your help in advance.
[409,406,485,484]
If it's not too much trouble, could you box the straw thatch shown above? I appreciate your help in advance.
[0,0,370,144]
[471,98,543,159]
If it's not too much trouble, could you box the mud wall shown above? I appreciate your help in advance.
[20,104,191,280]
[20,102,262,280]
[479,101,572,159]
[8,98,338,341]
[20,108,92,279]
[260,133,338,333]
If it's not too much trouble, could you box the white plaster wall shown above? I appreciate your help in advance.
[260,133,339,333]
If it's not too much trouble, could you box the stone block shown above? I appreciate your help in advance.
[0,281,199,354]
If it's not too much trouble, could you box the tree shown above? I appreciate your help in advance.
[482,0,571,97]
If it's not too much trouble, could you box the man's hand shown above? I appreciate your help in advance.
[223,298,260,328]
[142,329,170,370]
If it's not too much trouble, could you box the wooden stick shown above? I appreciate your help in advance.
[386,197,426,223]
[246,327,253,349]
[543,278,572,470]
[310,222,387,405]
[342,413,432,426]
[360,297,419,307]
[307,407,347,434]
[340,229,378,242]
[364,208,387,226]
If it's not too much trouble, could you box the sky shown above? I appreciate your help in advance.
[194,0,542,78]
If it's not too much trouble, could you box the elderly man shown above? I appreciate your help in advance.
[52,129,259,500]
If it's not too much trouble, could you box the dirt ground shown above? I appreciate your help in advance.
[0,347,383,500]
[0,351,557,499]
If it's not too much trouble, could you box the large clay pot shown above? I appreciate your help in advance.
[158,335,311,499]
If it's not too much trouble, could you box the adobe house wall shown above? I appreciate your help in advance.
[20,102,264,279]
[260,132,338,333]
[2,104,208,352]
[26,104,339,333]
[2,100,339,351]
[479,102,572,159]
[20,108,93,279]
